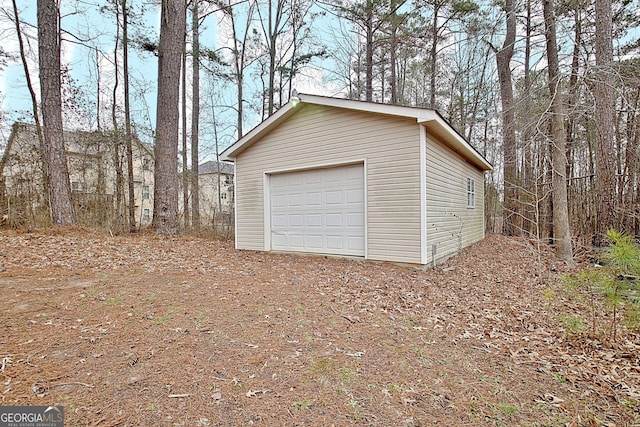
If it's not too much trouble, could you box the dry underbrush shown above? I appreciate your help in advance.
[0,229,638,426]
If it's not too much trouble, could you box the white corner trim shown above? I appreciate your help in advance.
[363,158,369,261]
[419,125,427,265]
[234,163,238,249]
[263,173,271,251]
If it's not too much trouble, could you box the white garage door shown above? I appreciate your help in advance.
[270,164,365,256]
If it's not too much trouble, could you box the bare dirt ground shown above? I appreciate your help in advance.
[0,229,638,426]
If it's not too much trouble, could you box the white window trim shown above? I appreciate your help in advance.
[467,178,475,209]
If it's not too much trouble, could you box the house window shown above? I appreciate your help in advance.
[142,185,150,200]
[142,158,150,170]
[71,181,83,193]
[225,175,234,185]
[143,209,150,221]
[467,178,475,208]
[221,193,228,200]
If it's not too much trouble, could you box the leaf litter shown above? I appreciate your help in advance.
[0,229,638,425]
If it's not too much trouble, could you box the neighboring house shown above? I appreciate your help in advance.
[197,160,234,222]
[221,94,492,267]
[0,122,154,227]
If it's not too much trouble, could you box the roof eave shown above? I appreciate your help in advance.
[220,102,298,161]
[418,115,493,171]
[221,93,493,172]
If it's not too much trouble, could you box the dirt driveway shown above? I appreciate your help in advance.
[0,230,638,426]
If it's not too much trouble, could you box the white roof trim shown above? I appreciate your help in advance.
[221,94,492,171]
[418,115,492,171]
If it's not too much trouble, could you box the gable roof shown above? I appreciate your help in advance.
[199,160,234,175]
[220,94,492,171]
[1,122,154,165]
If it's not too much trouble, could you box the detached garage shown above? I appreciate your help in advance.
[221,94,492,267]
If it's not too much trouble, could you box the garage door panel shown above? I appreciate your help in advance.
[272,233,287,247]
[325,191,342,204]
[305,170,323,184]
[272,214,287,227]
[325,168,343,182]
[345,165,362,179]
[307,235,323,249]
[272,195,287,208]
[270,164,365,256]
[306,214,322,227]
[347,213,364,227]
[289,234,304,249]
[307,192,322,205]
[289,214,304,227]
[326,235,344,249]
[347,236,365,251]
[346,189,363,204]
[288,193,303,207]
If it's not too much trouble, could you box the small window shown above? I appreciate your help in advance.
[142,185,150,200]
[467,178,475,208]
[142,158,150,170]
[221,193,228,200]
[143,209,150,221]
[71,181,83,193]
[225,175,234,185]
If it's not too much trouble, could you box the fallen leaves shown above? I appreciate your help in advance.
[0,230,638,425]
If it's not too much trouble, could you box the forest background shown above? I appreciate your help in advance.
[0,0,638,259]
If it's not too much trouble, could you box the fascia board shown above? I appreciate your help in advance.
[418,115,493,171]
[220,103,297,161]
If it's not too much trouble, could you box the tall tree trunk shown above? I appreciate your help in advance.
[95,49,102,131]
[122,0,137,232]
[37,0,76,225]
[565,4,582,229]
[521,0,535,236]
[389,0,398,104]
[112,2,125,229]
[12,0,44,148]
[181,33,189,228]
[543,0,574,265]
[191,0,201,230]
[365,3,374,102]
[263,0,284,116]
[429,3,440,108]
[495,0,517,236]
[153,0,186,236]
[593,0,617,245]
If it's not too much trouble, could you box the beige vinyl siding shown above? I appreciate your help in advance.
[235,104,423,264]
[426,135,485,265]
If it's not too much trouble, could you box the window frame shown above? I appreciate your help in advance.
[71,181,83,193]
[467,178,475,209]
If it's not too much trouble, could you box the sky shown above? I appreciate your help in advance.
[0,0,343,162]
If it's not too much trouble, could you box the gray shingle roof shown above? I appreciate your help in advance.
[199,160,234,175]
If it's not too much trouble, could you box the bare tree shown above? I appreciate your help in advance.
[122,0,137,232]
[215,0,259,137]
[593,0,617,245]
[257,0,288,116]
[543,0,573,265]
[10,0,44,148]
[191,0,201,229]
[181,28,189,228]
[493,0,517,236]
[37,0,76,225]
[153,0,186,235]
